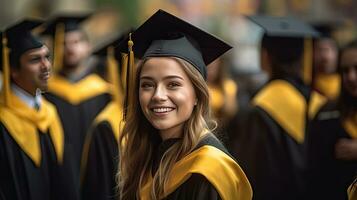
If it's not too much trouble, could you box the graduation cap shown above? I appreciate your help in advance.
[249,15,319,38]
[40,13,91,71]
[1,19,44,106]
[93,30,130,61]
[248,15,319,85]
[117,9,232,80]
[1,19,44,67]
[311,19,343,39]
[117,9,232,119]
[41,13,91,36]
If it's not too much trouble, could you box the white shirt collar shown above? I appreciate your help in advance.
[11,84,42,109]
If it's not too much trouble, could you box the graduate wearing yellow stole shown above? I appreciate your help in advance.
[307,39,357,200]
[0,19,78,200]
[116,10,252,200]
[40,14,112,189]
[226,16,326,200]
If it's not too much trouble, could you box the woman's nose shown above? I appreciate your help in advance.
[152,85,168,102]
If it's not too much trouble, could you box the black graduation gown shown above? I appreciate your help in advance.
[44,73,111,187]
[149,134,252,200]
[81,121,119,200]
[0,124,78,200]
[307,102,357,200]
[226,78,323,200]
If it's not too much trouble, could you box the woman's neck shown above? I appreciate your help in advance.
[159,124,183,141]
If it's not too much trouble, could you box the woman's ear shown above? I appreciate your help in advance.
[194,99,198,106]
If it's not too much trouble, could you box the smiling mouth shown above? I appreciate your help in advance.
[151,107,175,113]
[40,72,50,80]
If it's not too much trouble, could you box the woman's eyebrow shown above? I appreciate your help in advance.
[140,75,184,80]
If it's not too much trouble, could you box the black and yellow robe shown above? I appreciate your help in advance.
[80,101,123,200]
[44,73,112,188]
[141,134,253,200]
[307,101,357,200]
[0,91,78,200]
[226,78,326,200]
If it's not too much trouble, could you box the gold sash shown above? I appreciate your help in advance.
[314,74,340,100]
[0,91,64,167]
[140,145,252,200]
[47,74,111,105]
[253,80,326,143]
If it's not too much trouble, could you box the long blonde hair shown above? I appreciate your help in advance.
[118,57,214,200]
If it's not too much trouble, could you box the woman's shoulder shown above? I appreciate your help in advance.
[195,133,230,156]
[176,133,253,200]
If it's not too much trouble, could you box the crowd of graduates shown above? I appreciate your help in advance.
[0,7,356,200]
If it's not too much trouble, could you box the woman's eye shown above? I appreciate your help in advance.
[140,82,154,89]
[168,82,180,88]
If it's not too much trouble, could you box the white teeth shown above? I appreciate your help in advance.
[152,107,174,113]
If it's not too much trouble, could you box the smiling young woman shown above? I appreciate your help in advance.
[117,10,252,200]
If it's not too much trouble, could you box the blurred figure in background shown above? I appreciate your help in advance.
[207,56,238,135]
[312,22,341,100]
[0,19,78,200]
[80,32,126,200]
[40,13,112,195]
[226,16,325,200]
[307,39,357,200]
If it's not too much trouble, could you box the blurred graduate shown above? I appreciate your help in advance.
[40,13,112,191]
[307,39,357,200]
[80,31,127,200]
[0,19,78,200]
[226,16,326,200]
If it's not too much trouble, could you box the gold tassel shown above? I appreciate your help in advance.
[107,46,123,105]
[303,38,313,85]
[2,33,11,107]
[121,53,128,92]
[123,33,135,119]
[53,23,65,72]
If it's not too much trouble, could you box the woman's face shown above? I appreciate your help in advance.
[139,57,197,140]
[340,48,357,98]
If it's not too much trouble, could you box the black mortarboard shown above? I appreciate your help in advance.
[117,9,232,80]
[249,15,320,38]
[39,13,91,71]
[41,13,91,36]
[93,30,131,61]
[248,15,319,85]
[313,24,334,38]
[1,19,44,67]
[311,20,343,39]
